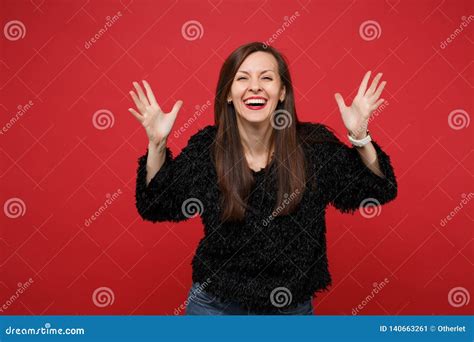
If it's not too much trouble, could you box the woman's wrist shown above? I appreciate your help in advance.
[348,130,372,147]
[348,129,368,140]
[148,139,167,153]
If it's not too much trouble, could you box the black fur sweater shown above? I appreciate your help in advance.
[135,121,398,314]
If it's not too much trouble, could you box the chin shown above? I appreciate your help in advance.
[239,107,276,124]
[241,113,271,124]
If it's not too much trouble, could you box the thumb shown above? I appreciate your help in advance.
[334,93,346,113]
[169,100,183,118]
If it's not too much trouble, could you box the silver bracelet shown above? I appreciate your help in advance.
[348,131,372,147]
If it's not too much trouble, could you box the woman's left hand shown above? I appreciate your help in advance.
[334,71,386,139]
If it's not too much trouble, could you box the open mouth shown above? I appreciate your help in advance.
[243,98,268,110]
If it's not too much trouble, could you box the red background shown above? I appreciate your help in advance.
[1,0,472,315]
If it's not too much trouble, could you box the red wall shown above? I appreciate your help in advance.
[1,0,472,315]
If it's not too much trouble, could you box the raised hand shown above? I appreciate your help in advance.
[128,80,183,147]
[334,71,386,139]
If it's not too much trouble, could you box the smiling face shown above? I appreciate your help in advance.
[227,51,286,124]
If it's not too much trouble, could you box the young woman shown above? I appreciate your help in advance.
[129,42,398,315]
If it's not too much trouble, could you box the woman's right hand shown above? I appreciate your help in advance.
[128,80,183,147]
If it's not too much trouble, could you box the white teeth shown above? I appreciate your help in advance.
[244,99,267,105]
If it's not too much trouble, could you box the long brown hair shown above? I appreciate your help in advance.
[213,42,306,223]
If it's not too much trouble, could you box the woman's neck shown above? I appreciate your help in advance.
[236,117,274,158]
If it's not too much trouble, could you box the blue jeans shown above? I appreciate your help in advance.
[185,282,314,315]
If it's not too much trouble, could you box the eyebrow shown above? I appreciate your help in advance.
[236,69,275,75]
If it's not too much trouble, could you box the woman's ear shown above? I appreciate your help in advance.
[280,86,286,102]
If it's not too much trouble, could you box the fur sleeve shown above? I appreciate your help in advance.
[135,126,212,223]
[311,123,398,214]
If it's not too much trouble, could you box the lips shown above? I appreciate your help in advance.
[243,96,268,111]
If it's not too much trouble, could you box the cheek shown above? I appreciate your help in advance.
[264,85,281,100]
[230,84,245,98]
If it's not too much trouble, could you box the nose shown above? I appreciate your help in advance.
[249,77,262,93]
